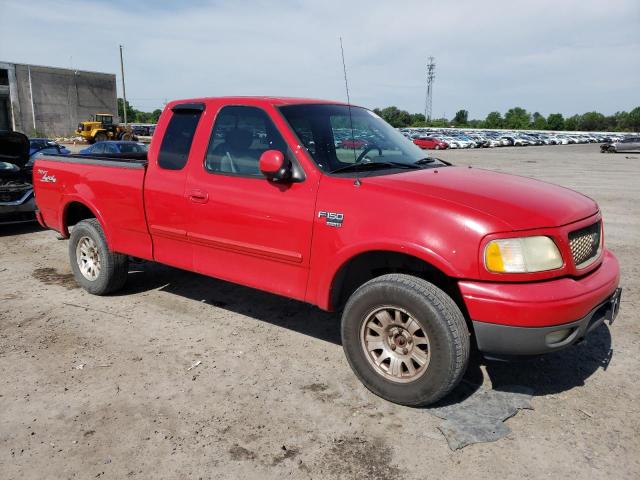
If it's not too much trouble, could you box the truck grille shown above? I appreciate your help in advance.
[0,183,32,204]
[568,221,601,268]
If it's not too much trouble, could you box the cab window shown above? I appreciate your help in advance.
[158,109,202,170]
[204,106,287,177]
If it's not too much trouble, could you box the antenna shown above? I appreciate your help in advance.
[340,37,360,185]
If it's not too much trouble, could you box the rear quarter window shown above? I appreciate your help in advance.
[158,110,202,170]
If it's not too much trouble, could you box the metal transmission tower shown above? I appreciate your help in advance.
[423,57,436,121]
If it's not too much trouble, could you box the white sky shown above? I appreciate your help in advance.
[1,0,638,118]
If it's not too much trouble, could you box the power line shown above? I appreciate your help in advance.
[424,56,436,121]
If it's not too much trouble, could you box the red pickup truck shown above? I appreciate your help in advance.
[33,97,621,406]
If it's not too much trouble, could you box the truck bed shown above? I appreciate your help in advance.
[33,154,153,260]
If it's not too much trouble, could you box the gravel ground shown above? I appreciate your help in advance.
[1,144,638,479]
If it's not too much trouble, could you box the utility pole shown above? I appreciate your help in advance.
[119,44,127,126]
[27,65,36,132]
[423,57,436,122]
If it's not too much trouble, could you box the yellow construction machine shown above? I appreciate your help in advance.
[76,114,134,144]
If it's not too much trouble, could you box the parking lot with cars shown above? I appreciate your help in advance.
[1,143,638,479]
[399,127,633,150]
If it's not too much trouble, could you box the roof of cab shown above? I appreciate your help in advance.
[166,96,349,109]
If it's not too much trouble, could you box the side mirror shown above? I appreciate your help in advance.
[259,150,291,181]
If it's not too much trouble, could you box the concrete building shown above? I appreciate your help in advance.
[0,61,118,137]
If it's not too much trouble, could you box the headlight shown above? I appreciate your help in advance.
[484,236,562,273]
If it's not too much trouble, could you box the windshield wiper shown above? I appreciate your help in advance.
[414,157,436,165]
[414,157,452,166]
[330,161,421,174]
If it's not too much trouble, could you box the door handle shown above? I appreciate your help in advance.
[188,190,209,204]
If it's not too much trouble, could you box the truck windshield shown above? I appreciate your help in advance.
[279,104,435,175]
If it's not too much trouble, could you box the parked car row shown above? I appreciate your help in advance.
[398,128,636,150]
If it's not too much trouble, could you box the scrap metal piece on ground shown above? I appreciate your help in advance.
[428,384,534,450]
[187,360,202,371]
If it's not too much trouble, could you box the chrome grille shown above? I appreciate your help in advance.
[569,222,601,268]
[0,187,30,203]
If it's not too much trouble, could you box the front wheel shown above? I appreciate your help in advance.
[341,274,470,407]
[69,219,129,295]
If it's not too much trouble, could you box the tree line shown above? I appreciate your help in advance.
[372,105,640,132]
[117,98,162,124]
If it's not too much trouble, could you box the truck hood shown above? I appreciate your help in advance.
[369,166,598,231]
[0,131,30,170]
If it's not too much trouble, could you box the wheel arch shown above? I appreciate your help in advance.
[323,248,467,316]
[60,199,111,246]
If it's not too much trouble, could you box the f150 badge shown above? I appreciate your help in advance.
[37,169,56,183]
[318,211,344,228]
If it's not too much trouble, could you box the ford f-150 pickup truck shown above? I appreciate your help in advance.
[33,97,622,406]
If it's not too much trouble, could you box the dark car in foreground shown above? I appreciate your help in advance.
[29,138,71,158]
[0,131,36,224]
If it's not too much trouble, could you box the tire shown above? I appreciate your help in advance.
[341,274,470,407]
[434,145,440,150]
[69,219,129,295]
[94,132,107,143]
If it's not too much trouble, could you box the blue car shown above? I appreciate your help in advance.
[29,138,71,157]
[80,141,148,155]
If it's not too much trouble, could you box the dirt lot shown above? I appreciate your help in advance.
[1,144,638,479]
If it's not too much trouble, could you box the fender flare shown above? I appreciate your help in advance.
[314,240,463,310]
[59,195,112,247]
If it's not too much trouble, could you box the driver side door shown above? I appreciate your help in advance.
[185,104,317,301]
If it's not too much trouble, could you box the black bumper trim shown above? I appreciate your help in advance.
[473,288,622,356]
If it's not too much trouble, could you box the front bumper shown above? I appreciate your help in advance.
[0,191,36,224]
[473,288,621,355]
[459,249,620,355]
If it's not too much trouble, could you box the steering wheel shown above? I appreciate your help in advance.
[355,144,383,163]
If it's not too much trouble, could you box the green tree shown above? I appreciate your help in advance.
[117,98,163,124]
[453,109,468,125]
[117,98,136,122]
[484,111,503,129]
[546,113,564,130]
[627,106,640,132]
[612,111,629,131]
[151,109,163,123]
[504,107,531,129]
[579,111,606,131]
[375,106,412,128]
[564,114,580,130]
[427,117,450,128]
[531,112,547,130]
[409,113,426,126]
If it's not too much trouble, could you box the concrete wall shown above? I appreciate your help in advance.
[0,61,117,137]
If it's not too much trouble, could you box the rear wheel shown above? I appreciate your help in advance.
[341,274,470,407]
[94,132,107,143]
[69,219,128,295]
